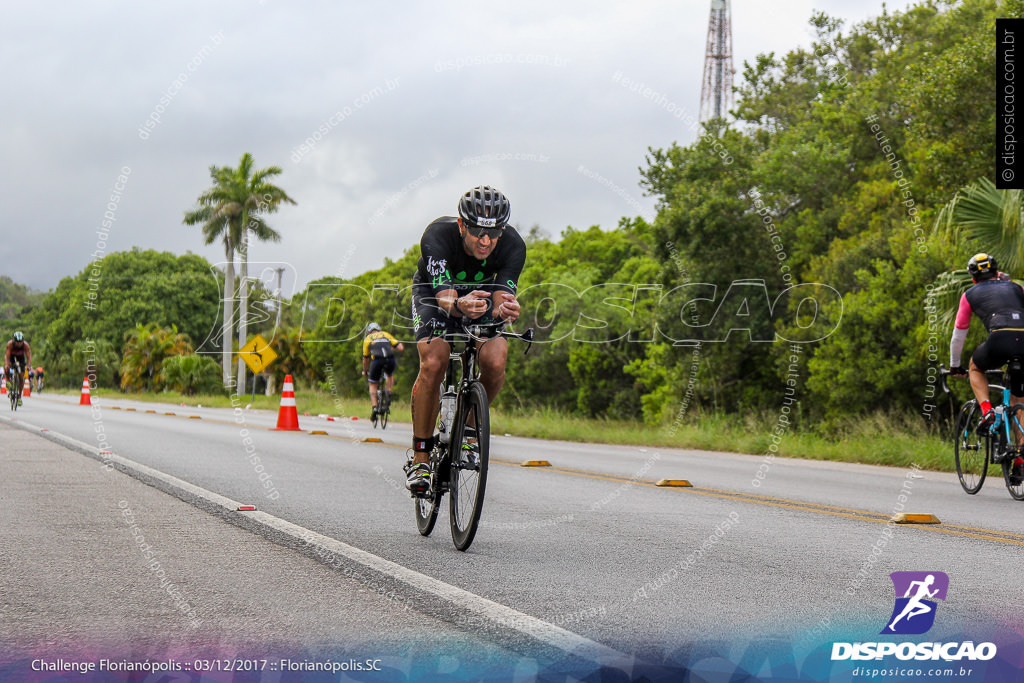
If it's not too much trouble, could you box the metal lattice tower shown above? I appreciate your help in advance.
[699,0,735,122]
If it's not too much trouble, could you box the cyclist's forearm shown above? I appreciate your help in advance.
[950,327,968,367]
[436,288,459,316]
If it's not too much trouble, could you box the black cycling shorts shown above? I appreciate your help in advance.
[367,357,397,383]
[973,330,1024,392]
[7,356,25,373]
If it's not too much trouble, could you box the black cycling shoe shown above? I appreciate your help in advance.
[1009,457,1024,487]
[404,461,431,496]
[977,409,996,436]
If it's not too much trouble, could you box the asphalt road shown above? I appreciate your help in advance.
[3,393,1023,678]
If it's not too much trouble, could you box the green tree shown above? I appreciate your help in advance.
[28,250,219,389]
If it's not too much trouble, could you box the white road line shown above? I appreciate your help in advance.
[4,415,626,664]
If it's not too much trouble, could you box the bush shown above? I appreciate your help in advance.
[163,354,225,396]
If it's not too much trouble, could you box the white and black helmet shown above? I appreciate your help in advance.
[458,185,511,229]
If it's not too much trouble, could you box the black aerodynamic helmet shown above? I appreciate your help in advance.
[967,252,998,280]
[458,185,511,229]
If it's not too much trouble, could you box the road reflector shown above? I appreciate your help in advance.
[189,415,201,419]
[146,409,155,413]
[892,513,941,524]
[363,437,383,443]
[126,408,135,411]
[164,412,175,415]
[111,407,121,410]
[521,460,551,467]
[656,479,693,487]
[237,505,257,511]
[311,430,328,435]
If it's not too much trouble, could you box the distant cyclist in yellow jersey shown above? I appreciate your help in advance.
[361,322,405,419]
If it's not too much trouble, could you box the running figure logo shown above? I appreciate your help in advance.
[881,571,949,635]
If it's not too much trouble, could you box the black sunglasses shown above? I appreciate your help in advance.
[466,224,504,239]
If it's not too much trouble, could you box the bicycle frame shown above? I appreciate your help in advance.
[415,321,533,549]
[988,379,1024,458]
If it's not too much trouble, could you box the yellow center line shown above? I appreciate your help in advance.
[491,457,1024,547]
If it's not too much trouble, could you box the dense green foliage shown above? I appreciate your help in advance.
[640,0,1009,426]
[23,249,220,389]
[163,354,225,396]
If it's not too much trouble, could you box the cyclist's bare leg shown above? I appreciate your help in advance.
[477,336,508,403]
[411,337,450,465]
[385,372,396,395]
[368,380,379,410]
[969,359,991,408]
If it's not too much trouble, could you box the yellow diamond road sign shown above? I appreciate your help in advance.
[239,334,277,374]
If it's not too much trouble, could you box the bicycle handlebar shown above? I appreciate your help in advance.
[940,364,1006,395]
[429,320,535,355]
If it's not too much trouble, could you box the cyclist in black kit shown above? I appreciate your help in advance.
[949,253,1024,436]
[4,331,31,407]
[404,185,526,494]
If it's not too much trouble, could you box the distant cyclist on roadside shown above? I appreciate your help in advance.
[34,366,44,392]
[949,253,1024,437]
[404,185,525,495]
[4,331,32,406]
[361,322,405,420]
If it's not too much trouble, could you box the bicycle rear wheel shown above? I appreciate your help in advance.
[954,399,988,494]
[449,381,489,551]
[379,390,390,430]
[1002,405,1024,500]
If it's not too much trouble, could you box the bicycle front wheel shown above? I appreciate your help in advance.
[1002,405,1024,500]
[415,488,441,535]
[449,381,489,551]
[954,399,988,494]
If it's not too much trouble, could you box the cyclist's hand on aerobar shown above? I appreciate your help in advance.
[950,365,968,377]
[455,290,492,320]
[494,291,520,323]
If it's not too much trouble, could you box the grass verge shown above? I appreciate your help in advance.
[50,388,959,473]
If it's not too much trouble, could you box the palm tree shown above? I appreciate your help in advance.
[184,166,243,386]
[184,153,295,391]
[934,177,1024,273]
[931,177,1024,325]
[120,323,192,392]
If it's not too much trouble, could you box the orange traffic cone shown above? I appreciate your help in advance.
[22,375,31,398]
[79,377,92,406]
[274,374,301,431]
[1,377,6,397]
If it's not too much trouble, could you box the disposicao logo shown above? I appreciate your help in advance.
[881,571,948,635]
[831,571,997,662]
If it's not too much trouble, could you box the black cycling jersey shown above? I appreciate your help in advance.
[411,217,526,341]
[413,217,526,297]
[964,279,1024,332]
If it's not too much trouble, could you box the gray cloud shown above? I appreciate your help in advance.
[0,0,915,294]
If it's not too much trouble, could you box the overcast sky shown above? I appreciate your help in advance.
[1,0,919,298]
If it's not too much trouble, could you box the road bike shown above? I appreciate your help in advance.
[372,385,391,430]
[7,360,23,411]
[413,321,533,551]
[942,362,1024,501]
